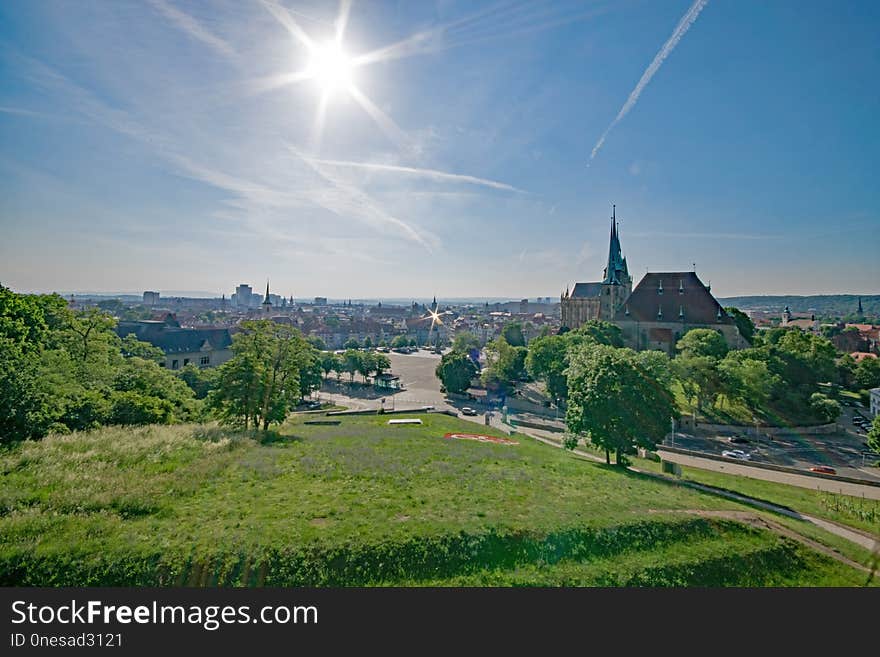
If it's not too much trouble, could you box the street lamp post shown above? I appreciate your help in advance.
[670,416,675,448]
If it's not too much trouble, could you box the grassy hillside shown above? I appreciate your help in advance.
[0,413,868,586]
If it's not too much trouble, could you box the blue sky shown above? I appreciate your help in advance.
[1,0,878,299]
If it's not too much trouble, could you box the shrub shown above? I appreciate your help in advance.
[109,391,174,426]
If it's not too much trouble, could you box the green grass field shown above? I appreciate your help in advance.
[0,413,870,586]
[632,456,880,536]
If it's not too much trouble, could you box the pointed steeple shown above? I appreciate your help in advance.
[602,204,629,285]
[858,297,864,316]
[262,280,272,311]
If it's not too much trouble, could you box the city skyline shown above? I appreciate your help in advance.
[2,1,879,298]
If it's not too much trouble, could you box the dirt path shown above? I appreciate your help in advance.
[657,509,873,575]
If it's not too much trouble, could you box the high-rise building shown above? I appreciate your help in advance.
[233,284,253,309]
[143,291,160,306]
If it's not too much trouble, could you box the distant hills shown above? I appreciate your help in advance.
[718,295,879,317]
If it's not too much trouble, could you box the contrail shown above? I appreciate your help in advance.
[146,0,236,59]
[590,0,709,162]
[305,158,523,193]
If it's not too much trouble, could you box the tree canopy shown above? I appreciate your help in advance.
[208,320,314,431]
[436,351,479,394]
[565,343,676,465]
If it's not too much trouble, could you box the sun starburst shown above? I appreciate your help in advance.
[258,0,405,150]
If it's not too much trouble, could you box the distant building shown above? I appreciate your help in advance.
[314,297,328,306]
[561,205,632,329]
[870,388,880,418]
[233,284,253,309]
[262,282,273,313]
[560,205,744,354]
[115,315,232,370]
[143,291,160,306]
[614,272,746,354]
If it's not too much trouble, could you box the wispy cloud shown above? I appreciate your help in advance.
[590,0,709,162]
[147,0,237,60]
[355,1,608,66]
[304,157,524,193]
[0,105,56,119]
[628,231,782,240]
[9,49,437,253]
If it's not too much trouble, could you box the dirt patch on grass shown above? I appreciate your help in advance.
[654,509,872,574]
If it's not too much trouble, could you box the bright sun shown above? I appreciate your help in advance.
[306,41,353,95]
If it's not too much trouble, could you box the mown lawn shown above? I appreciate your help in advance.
[0,413,868,586]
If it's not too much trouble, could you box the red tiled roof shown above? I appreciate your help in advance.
[615,272,732,325]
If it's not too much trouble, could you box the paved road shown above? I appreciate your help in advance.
[656,449,880,500]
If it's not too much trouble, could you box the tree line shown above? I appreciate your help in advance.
[0,286,384,442]
[436,314,880,465]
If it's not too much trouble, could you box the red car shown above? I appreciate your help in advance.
[809,466,837,475]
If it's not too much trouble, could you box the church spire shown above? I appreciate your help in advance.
[262,280,272,311]
[603,204,628,285]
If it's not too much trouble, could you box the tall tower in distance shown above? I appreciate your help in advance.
[599,205,632,319]
[262,281,273,313]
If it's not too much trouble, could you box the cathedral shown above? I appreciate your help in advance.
[560,205,632,328]
[561,206,745,354]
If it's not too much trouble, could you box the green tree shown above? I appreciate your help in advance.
[342,349,361,383]
[297,347,324,401]
[854,357,880,390]
[634,349,675,392]
[677,328,729,360]
[119,333,165,363]
[725,306,756,344]
[362,336,373,350]
[356,350,375,383]
[524,334,569,402]
[372,353,391,376]
[208,321,307,430]
[867,415,880,456]
[481,338,526,392]
[774,330,838,388]
[61,307,119,363]
[0,339,53,442]
[344,337,361,350]
[391,335,409,349]
[837,353,858,389]
[571,320,624,348]
[452,331,480,353]
[809,393,841,424]
[307,335,328,351]
[718,351,780,409]
[177,363,218,399]
[109,390,174,425]
[436,351,478,394]
[565,344,676,465]
[320,351,340,379]
[674,354,723,411]
[501,322,526,347]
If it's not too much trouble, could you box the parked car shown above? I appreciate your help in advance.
[809,465,837,475]
[460,407,477,416]
[722,449,751,461]
[728,436,750,444]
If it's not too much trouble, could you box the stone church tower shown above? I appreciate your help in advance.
[561,206,632,329]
